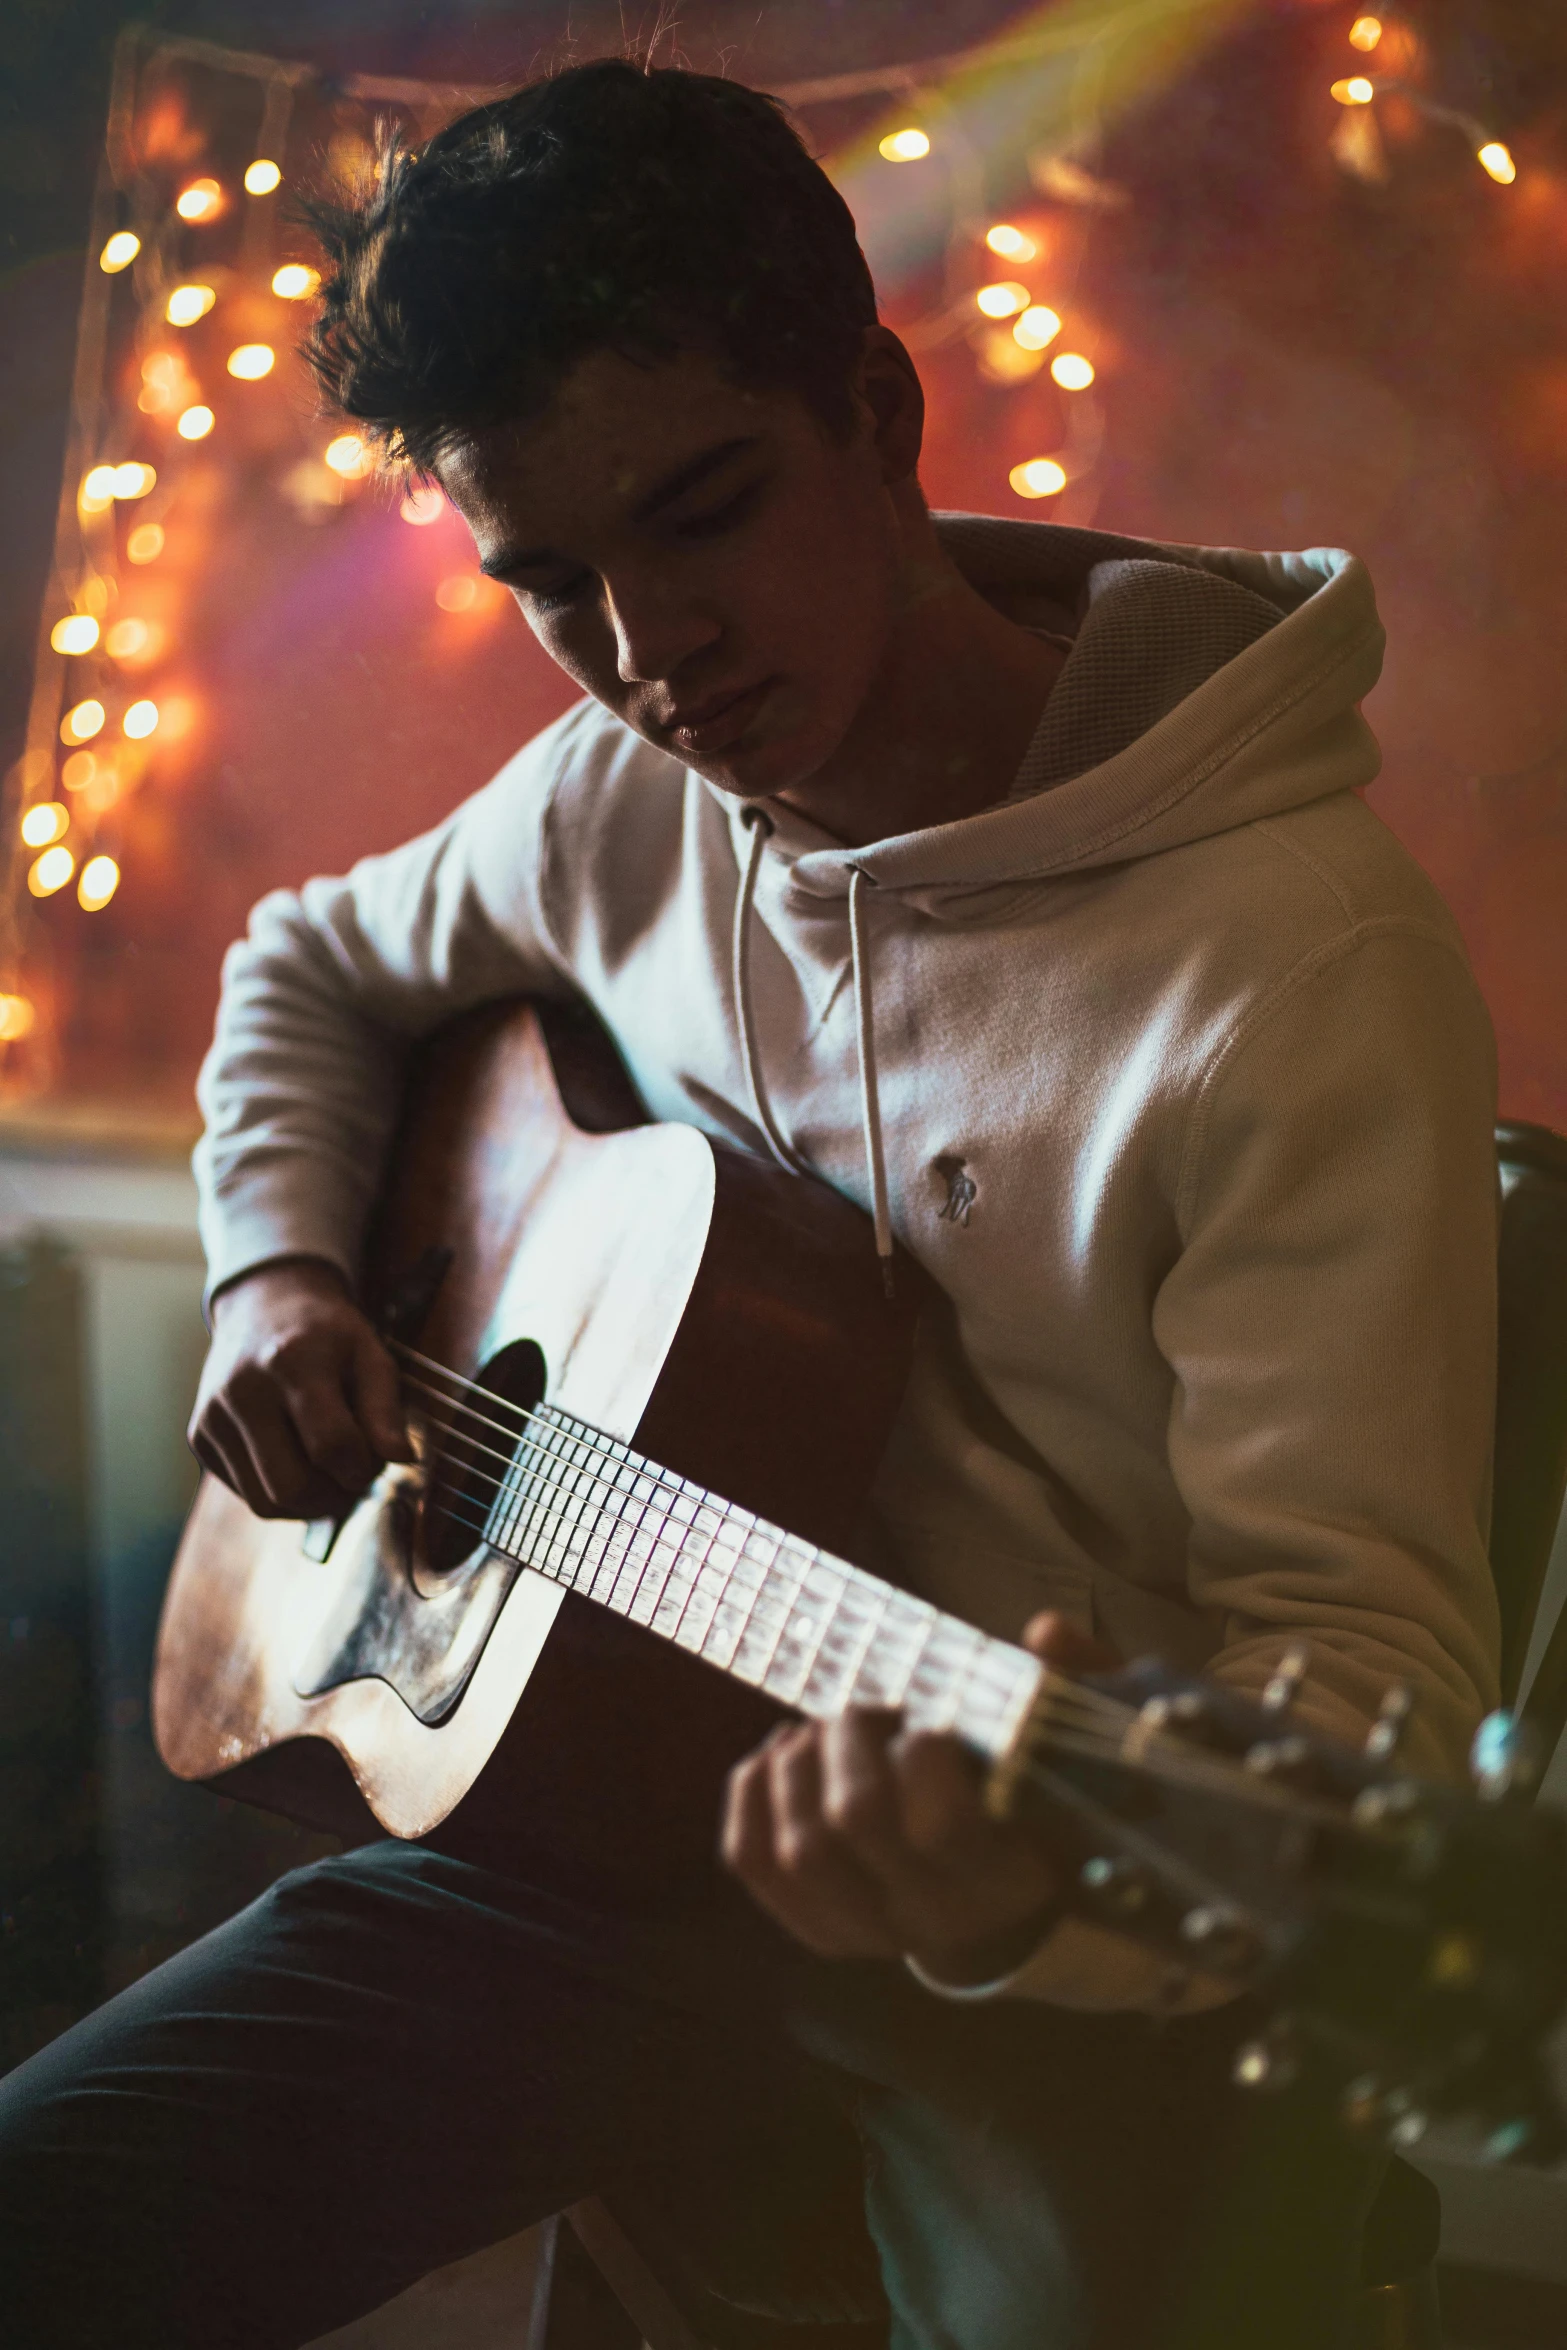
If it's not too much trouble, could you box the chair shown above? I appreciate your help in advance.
[533,1122,1567,2350]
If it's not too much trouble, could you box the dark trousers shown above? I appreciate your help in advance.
[0,1840,1378,2350]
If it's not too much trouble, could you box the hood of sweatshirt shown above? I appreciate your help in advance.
[740,514,1385,919]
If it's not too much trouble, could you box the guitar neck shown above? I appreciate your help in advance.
[477,1397,1041,1762]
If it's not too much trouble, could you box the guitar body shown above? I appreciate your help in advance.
[153,998,922,1904]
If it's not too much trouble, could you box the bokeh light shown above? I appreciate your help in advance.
[1009,457,1068,499]
[106,618,154,660]
[61,699,106,744]
[400,485,445,525]
[166,284,216,327]
[176,178,223,222]
[80,465,117,511]
[272,263,321,299]
[109,461,155,499]
[100,231,141,272]
[1331,77,1375,106]
[0,995,37,1044]
[122,699,160,740]
[126,523,165,563]
[324,433,374,478]
[61,751,99,792]
[976,282,1031,319]
[1014,305,1062,351]
[878,128,930,162]
[20,802,69,848]
[1051,352,1096,390]
[1478,142,1517,184]
[435,575,479,611]
[1348,17,1383,49]
[244,159,282,195]
[78,856,122,912]
[28,845,75,897]
[50,615,101,655]
[226,343,275,380]
[985,224,1037,262]
[177,405,215,440]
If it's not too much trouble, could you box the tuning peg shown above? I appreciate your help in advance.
[1261,1642,1309,1714]
[1470,1709,1547,1802]
[1364,1679,1414,1763]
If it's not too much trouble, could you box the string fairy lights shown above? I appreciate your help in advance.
[0,10,1538,1096]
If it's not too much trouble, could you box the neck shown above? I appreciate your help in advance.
[778,502,1068,848]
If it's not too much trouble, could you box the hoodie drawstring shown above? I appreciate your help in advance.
[733,807,896,1300]
[848,866,895,1299]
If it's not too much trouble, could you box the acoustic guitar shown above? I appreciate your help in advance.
[154,997,1567,2156]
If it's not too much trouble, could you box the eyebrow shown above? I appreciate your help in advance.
[478,434,761,579]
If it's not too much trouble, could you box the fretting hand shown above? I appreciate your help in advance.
[722,1611,1117,1987]
[188,1257,411,1521]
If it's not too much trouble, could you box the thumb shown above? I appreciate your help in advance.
[1022,1610,1120,1676]
[350,1325,412,1463]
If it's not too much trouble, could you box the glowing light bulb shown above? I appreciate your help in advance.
[123,699,159,740]
[878,128,930,162]
[78,855,121,911]
[50,615,100,655]
[166,284,216,327]
[226,343,275,380]
[127,523,165,563]
[400,485,444,525]
[271,263,320,299]
[1348,16,1382,48]
[324,433,373,478]
[176,178,222,222]
[61,699,106,744]
[28,845,75,897]
[976,281,1031,319]
[436,575,479,611]
[100,231,141,272]
[1013,305,1062,351]
[1051,352,1096,390]
[244,159,282,195]
[106,618,153,660]
[109,461,156,499]
[0,994,37,1044]
[177,405,215,440]
[1331,77,1375,105]
[20,802,68,848]
[81,465,118,511]
[1478,141,1516,184]
[985,224,1037,262]
[1009,458,1068,500]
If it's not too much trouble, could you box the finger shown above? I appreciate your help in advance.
[1022,1610,1121,1675]
[724,1731,897,1957]
[215,1384,351,1520]
[349,1327,412,1464]
[188,1402,259,1509]
[891,1730,991,1868]
[768,1727,898,1952]
[818,1709,910,1879]
[260,1355,380,1497]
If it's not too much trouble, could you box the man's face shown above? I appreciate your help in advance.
[437,345,906,805]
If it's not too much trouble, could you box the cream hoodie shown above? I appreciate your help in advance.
[195,515,1503,2007]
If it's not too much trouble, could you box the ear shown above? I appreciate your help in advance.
[853,325,925,487]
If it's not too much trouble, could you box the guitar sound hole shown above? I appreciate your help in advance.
[422,1338,546,1577]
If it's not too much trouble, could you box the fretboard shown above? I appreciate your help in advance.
[478,1400,1041,1762]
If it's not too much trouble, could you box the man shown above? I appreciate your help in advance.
[0,57,1500,2350]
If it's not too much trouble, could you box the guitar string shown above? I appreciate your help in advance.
[377,1353,1366,1829]
[390,1351,1074,1730]
[391,1350,1128,1737]
[376,1435,1364,1831]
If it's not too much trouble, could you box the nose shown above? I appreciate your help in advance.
[604,572,722,686]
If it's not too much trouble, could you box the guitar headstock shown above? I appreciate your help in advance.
[989,1656,1567,2162]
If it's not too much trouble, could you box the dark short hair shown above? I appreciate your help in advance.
[305,59,879,468]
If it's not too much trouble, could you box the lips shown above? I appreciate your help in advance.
[659,678,772,758]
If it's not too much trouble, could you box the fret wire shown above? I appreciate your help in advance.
[715,1521,787,1679]
[412,1388,1055,1731]
[733,1526,800,1687]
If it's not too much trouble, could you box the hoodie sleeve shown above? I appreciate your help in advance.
[923,915,1501,2016]
[1153,913,1503,1778]
[193,713,586,1313]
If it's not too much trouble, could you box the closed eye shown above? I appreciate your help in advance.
[672,478,766,540]
[524,571,594,614]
